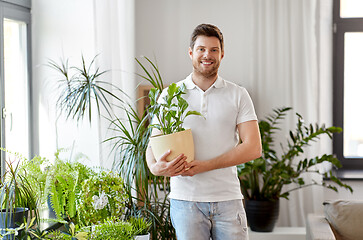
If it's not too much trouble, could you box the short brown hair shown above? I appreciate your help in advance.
[190,24,224,51]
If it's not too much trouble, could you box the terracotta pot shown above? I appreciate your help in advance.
[150,129,194,162]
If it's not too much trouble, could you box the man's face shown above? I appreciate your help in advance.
[189,35,224,78]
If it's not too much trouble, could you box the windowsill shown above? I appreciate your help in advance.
[325,169,363,180]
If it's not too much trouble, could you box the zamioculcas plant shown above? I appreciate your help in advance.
[238,107,352,201]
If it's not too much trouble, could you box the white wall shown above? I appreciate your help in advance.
[32,0,100,166]
[135,0,256,92]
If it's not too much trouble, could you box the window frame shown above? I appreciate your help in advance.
[0,0,32,176]
[333,0,363,172]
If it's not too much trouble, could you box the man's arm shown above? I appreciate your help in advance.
[146,128,188,177]
[182,120,262,176]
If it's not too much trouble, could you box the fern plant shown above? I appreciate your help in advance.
[44,151,96,223]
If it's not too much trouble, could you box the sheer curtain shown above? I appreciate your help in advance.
[250,0,333,226]
[93,0,136,168]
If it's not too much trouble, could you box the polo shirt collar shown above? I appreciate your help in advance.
[184,73,225,90]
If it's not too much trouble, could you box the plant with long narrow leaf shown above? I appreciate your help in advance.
[237,107,352,201]
[48,54,127,122]
[0,149,39,229]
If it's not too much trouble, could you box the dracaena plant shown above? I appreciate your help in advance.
[148,83,203,135]
[237,107,352,201]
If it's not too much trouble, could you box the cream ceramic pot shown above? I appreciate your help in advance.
[149,129,194,162]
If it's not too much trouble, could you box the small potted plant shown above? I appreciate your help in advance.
[129,217,151,240]
[89,218,134,240]
[148,82,203,162]
[44,150,95,224]
[0,149,38,239]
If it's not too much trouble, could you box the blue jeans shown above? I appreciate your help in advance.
[170,199,249,240]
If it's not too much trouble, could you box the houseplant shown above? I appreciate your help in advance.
[148,82,203,162]
[50,54,180,239]
[128,217,151,240]
[77,171,127,226]
[41,150,95,224]
[89,217,151,240]
[48,54,125,122]
[237,107,352,232]
[0,149,38,239]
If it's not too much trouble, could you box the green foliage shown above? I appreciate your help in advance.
[90,218,134,240]
[15,217,51,240]
[237,107,353,201]
[48,54,126,122]
[45,150,96,223]
[107,56,179,239]
[148,82,203,135]
[20,155,49,206]
[128,216,151,236]
[0,149,39,226]
[77,171,127,226]
[46,230,71,240]
[63,222,88,240]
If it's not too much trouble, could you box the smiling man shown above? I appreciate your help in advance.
[146,23,262,240]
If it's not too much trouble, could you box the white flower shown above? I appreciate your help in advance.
[92,191,109,210]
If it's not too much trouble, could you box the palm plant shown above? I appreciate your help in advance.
[48,54,126,122]
[238,107,352,201]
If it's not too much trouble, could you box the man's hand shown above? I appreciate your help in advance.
[150,150,188,177]
[181,160,209,177]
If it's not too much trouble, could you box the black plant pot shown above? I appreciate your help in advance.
[0,207,29,240]
[245,199,279,232]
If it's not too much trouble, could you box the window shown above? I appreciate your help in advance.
[0,0,32,174]
[333,0,363,172]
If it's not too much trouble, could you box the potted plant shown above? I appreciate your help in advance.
[43,150,96,224]
[50,54,179,239]
[0,149,38,240]
[89,218,134,240]
[147,82,203,162]
[128,217,151,240]
[237,107,352,232]
[77,171,127,226]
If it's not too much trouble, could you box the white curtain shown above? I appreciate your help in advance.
[93,0,136,168]
[250,0,333,226]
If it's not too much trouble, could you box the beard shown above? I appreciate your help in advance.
[192,58,220,78]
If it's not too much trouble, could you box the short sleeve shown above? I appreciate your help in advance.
[236,88,258,124]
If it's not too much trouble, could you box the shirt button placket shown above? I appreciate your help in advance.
[201,93,207,114]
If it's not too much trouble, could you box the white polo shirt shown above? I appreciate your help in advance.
[158,73,257,202]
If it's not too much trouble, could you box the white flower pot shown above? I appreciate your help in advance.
[134,233,150,240]
[150,129,194,162]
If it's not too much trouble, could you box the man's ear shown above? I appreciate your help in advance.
[188,47,193,59]
[221,50,224,59]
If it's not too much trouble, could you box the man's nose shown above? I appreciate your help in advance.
[203,50,211,57]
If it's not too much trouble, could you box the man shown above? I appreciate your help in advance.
[146,23,262,240]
